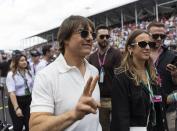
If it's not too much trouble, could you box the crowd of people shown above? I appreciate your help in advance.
[109,15,177,52]
[0,15,176,131]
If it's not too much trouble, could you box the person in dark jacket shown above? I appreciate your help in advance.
[147,22,177,131]
[111,29,168,131]
[88,25,122,131]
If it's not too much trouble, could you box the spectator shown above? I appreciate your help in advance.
[35,45,54,72]
[147,21,177,131]
[6,53,33,131]
[88,25,122,131]
[0,52,11,86]
[111,29,168,131]
[29,15,102,131]
[29,49,41,76]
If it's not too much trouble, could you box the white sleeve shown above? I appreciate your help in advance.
[35,62,46,73]
[30,72,54,113]
[6,72,16,92]
[35,63,43,73]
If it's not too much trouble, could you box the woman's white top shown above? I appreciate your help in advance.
[6,70,33,96]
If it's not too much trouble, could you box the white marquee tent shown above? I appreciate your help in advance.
[0,0,176,50]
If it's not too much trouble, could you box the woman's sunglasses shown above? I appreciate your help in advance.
[151,34,166,40]
[132,41,156,48]
[78,29,96,40]
[99,35,110,39]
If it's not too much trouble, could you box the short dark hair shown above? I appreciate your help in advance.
[57,15,95,54]
[147,21,165,31]
[96,25,109,34]
[42,45,52,55]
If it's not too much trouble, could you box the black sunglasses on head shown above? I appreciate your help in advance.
[99,35,110,39]
[78,29,96,40]
[152,34,166,40]
[132,41,156,49]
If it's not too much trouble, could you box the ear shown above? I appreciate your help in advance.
[127,45,133,55]
[64,40,69,45]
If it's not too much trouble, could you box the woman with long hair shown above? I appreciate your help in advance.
[6,52,33,131]
[111,29,168,131]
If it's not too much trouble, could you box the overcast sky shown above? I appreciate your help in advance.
[0,0,136,51]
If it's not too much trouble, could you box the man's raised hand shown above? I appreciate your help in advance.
[72,75,100,120]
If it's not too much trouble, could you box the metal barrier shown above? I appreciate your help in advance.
[0,83,12,131]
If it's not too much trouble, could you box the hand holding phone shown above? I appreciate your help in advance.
[166,64,177,78]
[166,64,176,72]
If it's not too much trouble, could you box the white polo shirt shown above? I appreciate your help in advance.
[29,61,40,76]
[6,71,33,96]
[35,59,48,73]
[30,54,102,131]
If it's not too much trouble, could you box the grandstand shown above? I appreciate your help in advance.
[22,0,177,52]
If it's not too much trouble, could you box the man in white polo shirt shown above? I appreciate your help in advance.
[35,45,54,73]
[29,15,102,131]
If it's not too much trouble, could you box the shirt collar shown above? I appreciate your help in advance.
[55,54,90,73]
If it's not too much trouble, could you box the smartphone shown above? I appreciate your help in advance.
[174,62,177,67]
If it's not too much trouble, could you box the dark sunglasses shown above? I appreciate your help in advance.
[152,34,166,40]
[132,41,156,48]
[99,35,110,39]
[78,29,96,40]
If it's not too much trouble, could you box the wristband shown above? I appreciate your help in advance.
[15,106,19,112]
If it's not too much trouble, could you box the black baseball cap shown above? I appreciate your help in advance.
[30,50,41,57]
[12,50,22,56]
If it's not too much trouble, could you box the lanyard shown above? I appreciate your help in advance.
[145,70,154,99]
[145,70,156,127]
[97,47,110,67]
[19,70,29,89]
[33,64,36,75]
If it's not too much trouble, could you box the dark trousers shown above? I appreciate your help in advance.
[99,98,111,131]
[8,95,31,131]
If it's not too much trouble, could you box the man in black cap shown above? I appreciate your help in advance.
[29,49,41,76]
